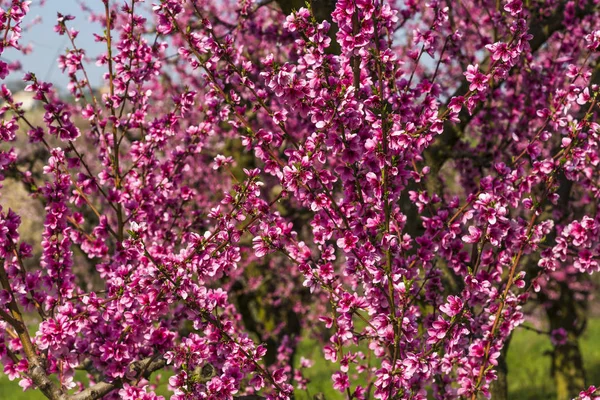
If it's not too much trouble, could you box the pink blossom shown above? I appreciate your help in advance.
[464,64,489,92]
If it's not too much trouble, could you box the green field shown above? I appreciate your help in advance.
[1,319,598,399]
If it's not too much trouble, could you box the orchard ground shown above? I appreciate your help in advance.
[1,318,599,400]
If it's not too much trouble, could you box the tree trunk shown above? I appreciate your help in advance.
[550,340,586,400]
[546,282,587,400]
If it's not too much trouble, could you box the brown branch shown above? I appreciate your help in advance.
[0,259,66,400]
[69,355,270,400]
[69,356,167,400]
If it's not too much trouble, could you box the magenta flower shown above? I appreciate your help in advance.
[439,295,463,317]
[332,372,350,392]
[462,226,483,243]
[550,328,569,346]
[464,64,489,92]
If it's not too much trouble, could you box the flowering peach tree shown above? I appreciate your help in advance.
[0,0,600,399]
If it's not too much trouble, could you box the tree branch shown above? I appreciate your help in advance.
[276,0,340,54]
[424,1,596,194]
[0,259,66,400]
[69,356,167,400]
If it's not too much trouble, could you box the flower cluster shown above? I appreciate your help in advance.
[0,0,599,399]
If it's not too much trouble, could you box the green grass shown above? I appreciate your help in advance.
[293,337,342,400]
[506,319,600,399]
[1,319,599,399]
[0,378,45,399]
[505,325,556,399]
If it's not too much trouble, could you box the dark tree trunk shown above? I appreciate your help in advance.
[550,340,586,400]
[546,282,587,400]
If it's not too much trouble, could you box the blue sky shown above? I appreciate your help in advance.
[3,0,110,90]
